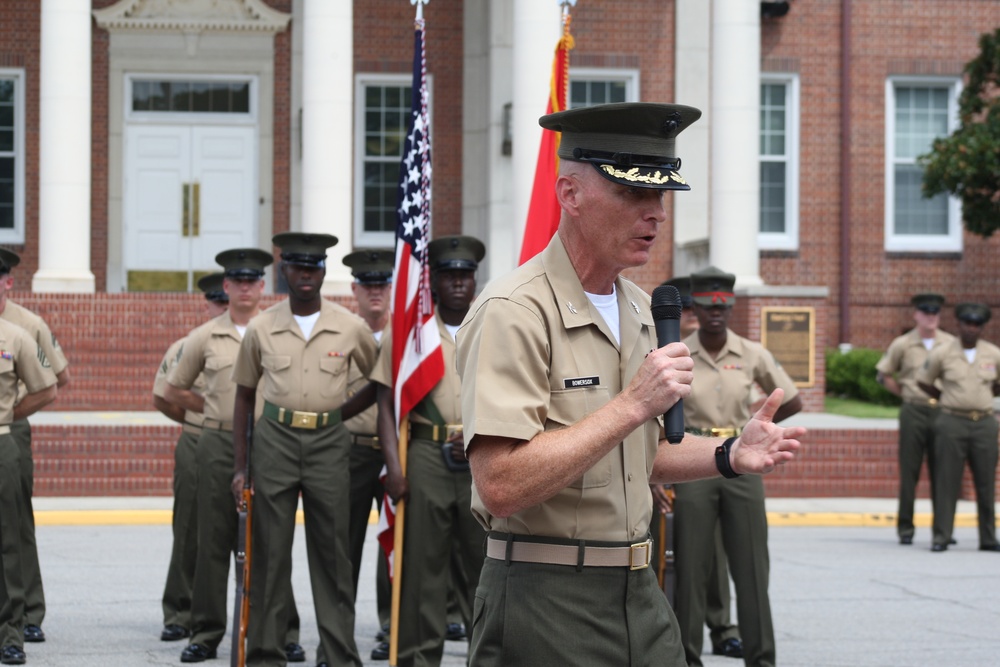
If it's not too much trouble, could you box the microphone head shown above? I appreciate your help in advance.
[651,284,682,320]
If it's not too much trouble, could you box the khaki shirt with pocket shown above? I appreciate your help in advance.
[153,337,205,428]
[875,328,954,403]
[457,235,659,542]
[684,330,799,430]
[232,299,377,414]
[917,337,1000,413]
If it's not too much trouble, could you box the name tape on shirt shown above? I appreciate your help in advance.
[564,376,600,389]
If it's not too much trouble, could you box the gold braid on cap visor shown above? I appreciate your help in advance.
[599,165,687,186]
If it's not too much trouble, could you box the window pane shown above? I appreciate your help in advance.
[362,84,412,233]
[609,81,626,103]
[131,79,250,114]
[894,164,947,235]
[570,81,587,108]
[0,206,11,230]
[0,155,13,229]
[0,156,12,179]
[760,162,786,233]
[0,80,12,103]
[0,130,11,153]
[894,86,948,159]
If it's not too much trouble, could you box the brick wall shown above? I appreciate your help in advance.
[30,421,999,500]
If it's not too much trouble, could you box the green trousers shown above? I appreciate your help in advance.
[394,438,484,667]
[347,440,390,625]
[674,476,774,667]
[188,428,300,651]
[161,429,199,630]
[11,419,43,629]
[897,403,939,539]
[246,418,360,667]
[471,535,685,666]
[931,412,999,548]
[0,432,24,649]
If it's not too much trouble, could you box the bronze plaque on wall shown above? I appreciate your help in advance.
[761,307,815,387]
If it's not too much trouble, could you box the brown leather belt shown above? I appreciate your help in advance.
[201,417,233,432]
[686,426,742,438]
[941,406,995,422]
[485,535,652,570]
[351,433,380,449]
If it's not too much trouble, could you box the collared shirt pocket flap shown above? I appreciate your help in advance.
[319,355,348,376]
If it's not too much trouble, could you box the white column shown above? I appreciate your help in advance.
[33,0,95,293]
[510,0,561,272]
[673,0,711,249]
[709,0,762,286]
[301,0,353,293]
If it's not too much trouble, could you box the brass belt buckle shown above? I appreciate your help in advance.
[446,424,463,441]
[970,410,982,421]
[292,410,318,429]
[629,540,652,570]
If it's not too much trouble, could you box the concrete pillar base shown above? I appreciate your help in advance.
[31,270,96,294]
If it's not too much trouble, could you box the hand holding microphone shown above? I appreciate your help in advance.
[650,284,685,444]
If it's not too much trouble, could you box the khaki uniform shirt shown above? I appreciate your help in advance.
[875,328,954,403]
[372,314,461,426]
[4,300,69,404]
[917,337,1000,412]
[684,329,799,430]
[153,338,205,429]
[169,311,263,424]
[345,326,385,436]
[0,319,57,424]
[457,235,659,542]
[232,299,377,413]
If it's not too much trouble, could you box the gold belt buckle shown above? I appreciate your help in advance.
[711,427,736,438]
[629,540,651,570]
[970,410,982,421]
[292,410,318,429]
[446,424,463,441]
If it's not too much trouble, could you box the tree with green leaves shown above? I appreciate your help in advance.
[919,28,1000,238]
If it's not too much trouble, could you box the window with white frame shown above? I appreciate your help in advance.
[759,74,800,250]
[885,78,961,252]
[569,68,639,109]
[354,75,430,248]
[0,70,24,243]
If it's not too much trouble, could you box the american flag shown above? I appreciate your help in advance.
[381,11,444,582]
[390,13,444,426]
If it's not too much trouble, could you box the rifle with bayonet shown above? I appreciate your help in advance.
[231,413,253,667]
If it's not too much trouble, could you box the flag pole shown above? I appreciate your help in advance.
[388,416,410,666]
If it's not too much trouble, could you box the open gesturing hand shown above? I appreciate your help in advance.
[730,388,805,475]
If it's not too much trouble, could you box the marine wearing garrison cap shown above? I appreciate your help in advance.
[343,249,394,285]
[428,235,486,272]
[272,232,338,267]
[911,293,945,314]
[539,102,701,190]
[956,303,991,325]
[690,266,736,307]
[197,273,229,304]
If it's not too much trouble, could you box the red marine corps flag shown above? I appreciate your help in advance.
[517,2,575,265]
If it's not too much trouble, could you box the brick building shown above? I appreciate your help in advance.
[1,0,999,494]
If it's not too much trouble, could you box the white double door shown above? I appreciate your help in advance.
[124,123,257,291]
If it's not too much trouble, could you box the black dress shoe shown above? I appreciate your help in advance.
[949,537,958,545]
[160,624,191,641]
[375,622,389,642]
[285,642,306,662]
[445,622,466,641]
[316,663,329,667]
[370,641,389,661]
[712,637,744,658]
[23,624,45,643]
[0,646,25,665]
[931,543,948,552]
[180,643,217,663]
[899,535,913,545]
[978,544,1000,551]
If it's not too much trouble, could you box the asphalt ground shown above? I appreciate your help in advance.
[16,496,1000,667]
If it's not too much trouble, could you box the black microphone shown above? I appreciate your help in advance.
[650,284,685,444]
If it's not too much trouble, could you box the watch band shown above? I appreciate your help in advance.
[715,436,741,479]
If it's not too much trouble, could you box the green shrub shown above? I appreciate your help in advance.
[825,347,901,406]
